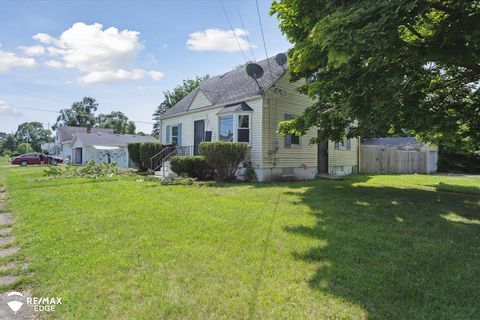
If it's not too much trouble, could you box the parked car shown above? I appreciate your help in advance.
[11,153,63,166]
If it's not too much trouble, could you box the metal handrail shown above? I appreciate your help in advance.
[160,146,196,175]
[150,144,174,171]
[150,145,197,173]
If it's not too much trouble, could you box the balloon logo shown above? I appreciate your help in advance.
[6,291,24,313]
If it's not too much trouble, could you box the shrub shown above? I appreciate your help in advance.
[127,143,145,171]
[200,142,248,182]
[243,166,257,182]
[160,176,196,186]
[170,156,213,180]
[43,160,136,179]
[139,142,163,170]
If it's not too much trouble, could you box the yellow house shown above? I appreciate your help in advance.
[157,55,358,181]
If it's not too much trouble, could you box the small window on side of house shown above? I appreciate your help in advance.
[237,114,250,143]
[171,126,178,146]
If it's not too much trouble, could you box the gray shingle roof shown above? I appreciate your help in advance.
[74,132,157,147]
[161,55,287,118]
[57,126,114,143]
[362,137,424,148]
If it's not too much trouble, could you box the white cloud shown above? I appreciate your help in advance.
[187,28,255,52]
[0,49,36,72]
[44,59,64,68]
[79,69,164,84]
[0,100,22,117]
[32,33,57,45]
[21,45,46,56]
[32,22,163,84]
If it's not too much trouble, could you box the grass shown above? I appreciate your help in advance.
[0,161,479,319]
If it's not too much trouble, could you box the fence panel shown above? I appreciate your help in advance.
[360,145,428,174]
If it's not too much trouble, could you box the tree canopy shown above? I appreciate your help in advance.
[14,121,52,152]
[152,75,209,135]
[96,111,136,134]
[272,0,480,151]
[52,97,98,130]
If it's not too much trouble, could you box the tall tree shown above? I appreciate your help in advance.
[272,1,480,151]
[3,134,17,152]
[96,111,136,134]
[152,75,209,135]
[52,97,98,130]
[14,122,51,152]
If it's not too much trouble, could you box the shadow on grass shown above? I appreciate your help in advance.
[283,179,480,319]
[432,182,480,196]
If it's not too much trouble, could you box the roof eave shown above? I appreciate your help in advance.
[160,94,263,120]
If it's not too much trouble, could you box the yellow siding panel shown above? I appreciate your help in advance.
[261,75,317,168]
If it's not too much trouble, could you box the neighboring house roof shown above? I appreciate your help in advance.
[162,55,287,118]
[72,132,157,147]
[56,126,114,143]
[217,102,253,115]
[362,137,431,150]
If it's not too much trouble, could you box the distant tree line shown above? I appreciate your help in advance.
[1,97,146,156]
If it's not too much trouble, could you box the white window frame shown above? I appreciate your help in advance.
[334,137,352,150]
[171,125,179,146]
[218,112,252,144]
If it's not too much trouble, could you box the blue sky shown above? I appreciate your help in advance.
[0,0,290,133]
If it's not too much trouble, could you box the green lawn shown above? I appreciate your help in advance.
[0,162,479,319]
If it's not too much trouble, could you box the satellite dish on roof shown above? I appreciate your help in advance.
[275,53,287,66]
[246,63,264,94]
[246,63,264,79]
[275,53,287,71]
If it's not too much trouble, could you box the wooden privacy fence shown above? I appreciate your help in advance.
[360,145,428,174]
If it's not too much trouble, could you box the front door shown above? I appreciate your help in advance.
[318,138,328,174]
[193,120,205,155]
[75,148,82,165]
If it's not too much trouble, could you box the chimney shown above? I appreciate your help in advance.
[86,124,92,133]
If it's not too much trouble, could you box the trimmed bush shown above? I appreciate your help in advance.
[127,142,144,171]
[139,142,163,170]
[200,142,248,182]
[170,156,213,180]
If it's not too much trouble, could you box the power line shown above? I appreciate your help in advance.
[255,0,274,81]
[219,0,249,64]
[9,105,155,124]
[0,89,153,118]
[237,6,256,62]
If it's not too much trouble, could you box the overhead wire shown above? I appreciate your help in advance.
[237,5,256,63]
[219,0,249,64]
[8,105,155,124]
[255,0,274,82]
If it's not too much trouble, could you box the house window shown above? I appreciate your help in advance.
[237,114,250,143]
[334,138,351,150]
[291,134,300,145]
[219,115,234,141]
[171,126,179,146]
[284,114,300,148]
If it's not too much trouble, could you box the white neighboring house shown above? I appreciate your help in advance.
[53,126,115,161]
[53,126,157,168]
[158,55,359,181]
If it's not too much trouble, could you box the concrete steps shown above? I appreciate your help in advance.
[154,161,178,179]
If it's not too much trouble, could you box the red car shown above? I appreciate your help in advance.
[11,153,63,166]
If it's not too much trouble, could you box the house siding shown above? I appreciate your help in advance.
[261,75,317,169]
[189,91,211,110]
[328,139,359,175]
[160,97,263,166]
